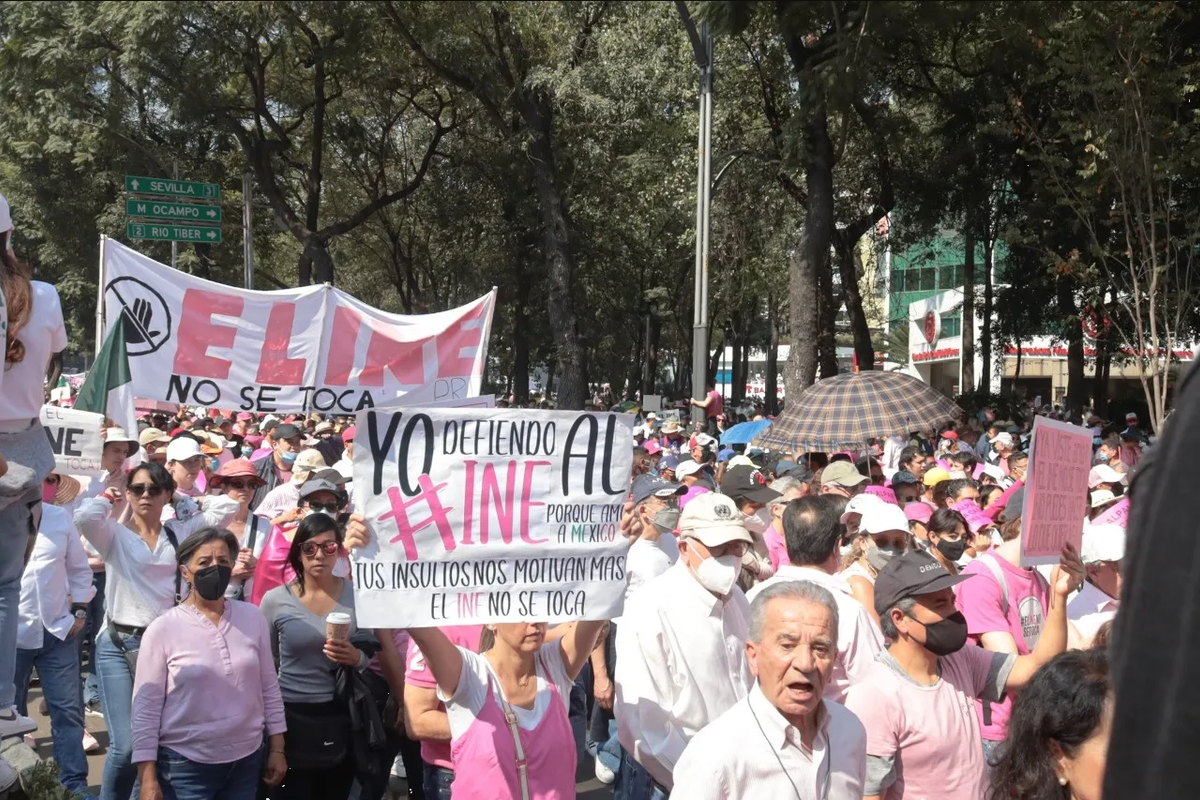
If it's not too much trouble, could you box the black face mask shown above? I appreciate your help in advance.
[190,564,233,601]
[935,537,968,562]
[918,611,969,656]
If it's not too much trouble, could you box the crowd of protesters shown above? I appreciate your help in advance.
[0,187,1137,800]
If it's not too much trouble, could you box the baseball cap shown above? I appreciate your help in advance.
[274,423,303,441]
[631,475,686,505]
[341,425,356,442]
[873,550,973,616]
[313,467,349,487]
[904,503,932,525]
[719,465,780,504]
[1089,489,1119,509]
[695,433,717,448]
[675,460,704,479]
[991,432,1014,449]
[717,447,735,463]
[139,428,171,447]
[1088,464,1124,489]
[860,502,911,535]
[299,478,342,501]
[644,439,663,456]
[237,412,253,422]
[839,493,882,525]
[165,437,203,463]
[1081,523,1126,564]
[941,430,959,441]
[822,460,868,488]
[678,492,754,548]
[922,467,951,486]
[775,460,814,483]
[293,449,327,473]
[1125,412,1138,423]
[660,454,680,472]
[891,470,920,487]
[314,421,335,436]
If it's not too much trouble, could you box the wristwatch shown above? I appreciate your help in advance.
[73,609,87,620]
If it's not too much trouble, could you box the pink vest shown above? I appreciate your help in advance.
[449,655,576,800]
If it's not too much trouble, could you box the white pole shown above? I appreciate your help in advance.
[243,172,254,289]
[95,234,107,358]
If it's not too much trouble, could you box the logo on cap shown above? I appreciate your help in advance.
[714,502,734,520]
[751,469,766,486]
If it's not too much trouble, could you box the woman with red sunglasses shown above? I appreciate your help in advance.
[208,459,268,601]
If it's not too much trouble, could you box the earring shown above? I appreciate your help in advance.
[1059,777,1068,786]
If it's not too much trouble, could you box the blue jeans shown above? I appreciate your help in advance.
[423,765,454,800]
[14,628,88,795]
[80,572,106,704]
[96,628,141,800]
[0,500,36,709]
[616,748,670,800]
[157,744,264,800]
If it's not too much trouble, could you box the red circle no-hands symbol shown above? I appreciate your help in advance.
[923,310,940,344]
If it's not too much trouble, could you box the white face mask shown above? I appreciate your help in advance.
[694,553,742,596]
[743,508,771,535]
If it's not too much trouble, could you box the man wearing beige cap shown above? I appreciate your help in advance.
[614,493,755,798]
[138,428,172,466]
[820,461,868,499]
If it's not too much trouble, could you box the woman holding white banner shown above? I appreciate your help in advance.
[407,615,606,798]
[73,461,238,800]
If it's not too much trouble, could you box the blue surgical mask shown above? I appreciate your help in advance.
[280,450,298,466]
[241,446,253,457]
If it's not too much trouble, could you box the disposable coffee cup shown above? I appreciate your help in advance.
[325,612,352,642]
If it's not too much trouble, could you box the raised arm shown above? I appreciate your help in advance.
[1006,547,1084,689]
[407,627,466,698]
[73,496,118,558]
[558,620,608,680]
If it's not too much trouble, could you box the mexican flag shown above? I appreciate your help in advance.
[75,311,138,434]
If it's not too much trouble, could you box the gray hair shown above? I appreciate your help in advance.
[878,597,917,640]
[768,476,804,507]
[748,580,840,644]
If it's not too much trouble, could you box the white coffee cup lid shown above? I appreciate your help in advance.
[325,612,352,625]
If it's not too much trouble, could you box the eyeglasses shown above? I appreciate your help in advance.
[307,502,340,514]
[223,479,255,491]
[44,475,59,486]
[301,541,341,558]
[127,484,166,498]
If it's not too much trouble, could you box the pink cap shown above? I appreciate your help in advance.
[952,499,995,535]
[341,425,356,442]
[643,439,663,456]
[863,485,898,505]
[904,503,932,524]
[237,412,253,422]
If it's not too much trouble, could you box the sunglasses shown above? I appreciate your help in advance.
[222,479,256,491]
[128,484,166,498]
[44,475,59,486]
[301,541,341,558]
[307,502,340,514]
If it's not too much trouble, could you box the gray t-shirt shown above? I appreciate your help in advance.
[261,579,368,703]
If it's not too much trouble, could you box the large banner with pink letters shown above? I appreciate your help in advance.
[101,240,495,414]
[352,408,634,628]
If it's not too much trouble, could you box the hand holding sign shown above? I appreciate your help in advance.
[1048,543,1086,602]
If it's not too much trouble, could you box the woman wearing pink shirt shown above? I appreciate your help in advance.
[408,618,606,799]
[132,528,287,800]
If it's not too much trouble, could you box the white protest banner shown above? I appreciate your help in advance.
[1020,417,1094,567]
[102,240,496,414]
[352,408,634,628]
[40,405,106,478]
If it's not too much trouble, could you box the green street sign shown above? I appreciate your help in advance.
[126,198,222,223]
[126,222,223,244]
[124,175,221,200]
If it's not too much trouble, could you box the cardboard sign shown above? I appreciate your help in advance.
[1092,496,1130,528]
[40,405,106,478]
[102,240,496,414]
[352,408,634,628]
[1020,417,1094,566]
[864,485,898,505]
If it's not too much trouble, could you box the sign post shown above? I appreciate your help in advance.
[125,174,222,249]
[1019,417,1094,566]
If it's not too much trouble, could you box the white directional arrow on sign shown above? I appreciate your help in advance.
[131,179,140,190]
[205,208,217,218]
[206,230,217,240]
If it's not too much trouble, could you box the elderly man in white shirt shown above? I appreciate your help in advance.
[1069,522,1124,646]
[614,492,754,798]
[13,503,96,797]
[672,580,867,799]
[748,495,884,702]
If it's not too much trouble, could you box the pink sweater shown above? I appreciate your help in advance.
[131,601,287,765]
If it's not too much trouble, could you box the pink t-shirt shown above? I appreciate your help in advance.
[763,524,788,572]
[955,553,1048,741]
[404,624,485,769]
[706,390,724,420]
[844,647,1011,800]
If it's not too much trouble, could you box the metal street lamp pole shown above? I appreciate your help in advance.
[678,5,713,404]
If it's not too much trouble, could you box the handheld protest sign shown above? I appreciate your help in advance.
[1093,496,1130,528]
[1019,417,1093,567]
[352,408,634,628]
[40,405,106,477]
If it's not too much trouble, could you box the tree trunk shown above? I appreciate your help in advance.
[1095,328,1112,417]
[730,312,745,406]
[961,223,976,392]
[835,233,875,372]
[817,253,839,379]
[766,294,780,415]
[512,263,531,406]
[740,340,750,405]
[1058,277,1085,420]
[981,230,995,393]
[646,317,661,395]
[520,93,586,409]
[299,238,334,285]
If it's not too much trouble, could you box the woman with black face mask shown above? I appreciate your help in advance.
[130,527,287,800]
[927,508,971,574]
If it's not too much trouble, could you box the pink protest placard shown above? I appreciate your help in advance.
[864,485,898,505]
[1020,417,1094,566]
[1092,496,1130,528]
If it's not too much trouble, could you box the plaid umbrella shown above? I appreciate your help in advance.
[754,371,963,453]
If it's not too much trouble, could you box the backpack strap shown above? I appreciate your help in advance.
[979,552,1010,617]
[162,521,182,605]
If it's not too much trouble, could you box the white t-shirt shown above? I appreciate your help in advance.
[439,644,573,735]
[1,281,66,422]
[625,534,680,602]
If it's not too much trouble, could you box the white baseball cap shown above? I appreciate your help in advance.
[990,432,1015,449]
[859,503,912,536]
[1088,464,1125,489]
[839,493,883,525]
[165,437,203,463]
[678,492,753,548]
[1081,523,1126,564]
[675,460,704,479]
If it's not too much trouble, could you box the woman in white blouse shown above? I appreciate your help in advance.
[73,461,236,800]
